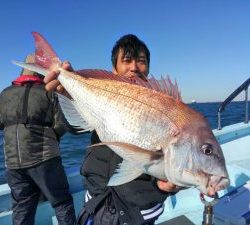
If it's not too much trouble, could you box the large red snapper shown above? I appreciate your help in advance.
[13,32,229,196]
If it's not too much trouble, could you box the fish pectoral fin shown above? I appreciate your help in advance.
[89,141,164,164]
[108,161,143,186]
[57,93,93,133]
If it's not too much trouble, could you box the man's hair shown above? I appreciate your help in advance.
[111,34,150,69]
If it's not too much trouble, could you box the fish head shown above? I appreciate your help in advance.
[164,112,229,197]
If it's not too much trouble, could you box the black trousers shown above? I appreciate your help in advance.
[6,157,76,225]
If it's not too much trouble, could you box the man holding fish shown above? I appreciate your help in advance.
[45,34,182,225]
[13,32,229,225]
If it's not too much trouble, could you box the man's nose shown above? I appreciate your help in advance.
[130,60,138,71]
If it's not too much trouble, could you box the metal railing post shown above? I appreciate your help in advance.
[245,88,249,124]
[217,112,221,130]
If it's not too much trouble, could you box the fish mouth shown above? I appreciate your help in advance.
[194,170,229,196]
[206,175,230,197]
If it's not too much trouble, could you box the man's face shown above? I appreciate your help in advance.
[113,49,149,80]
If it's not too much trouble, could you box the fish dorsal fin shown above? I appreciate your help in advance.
[76,69,182,101]
[32,32,61,69]
[148,75,182,101]
[57,93,94,133]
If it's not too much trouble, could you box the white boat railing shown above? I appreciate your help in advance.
[217,77,250,130]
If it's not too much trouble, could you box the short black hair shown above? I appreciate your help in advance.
[111,34,150,69]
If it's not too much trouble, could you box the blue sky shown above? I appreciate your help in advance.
[0,0,250,103]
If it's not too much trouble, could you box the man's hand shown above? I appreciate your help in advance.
[44,61,73,97]
[157,179,184,193]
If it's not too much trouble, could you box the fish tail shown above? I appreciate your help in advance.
[12,32,62,77]
[32,32,61,69]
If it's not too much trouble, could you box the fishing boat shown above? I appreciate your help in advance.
[0,78,250,225]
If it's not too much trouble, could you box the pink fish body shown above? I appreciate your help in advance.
[13,32,229,196]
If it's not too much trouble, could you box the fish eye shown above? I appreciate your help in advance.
[201,143,213,156]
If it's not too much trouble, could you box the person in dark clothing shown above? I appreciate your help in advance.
[44,35,181,225]
[0,54,76,225]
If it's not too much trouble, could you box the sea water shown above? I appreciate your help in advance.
[0,101,248,184]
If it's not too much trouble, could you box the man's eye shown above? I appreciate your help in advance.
[122,58,131,63]
[138,59,146,64]
[137,57,147,64]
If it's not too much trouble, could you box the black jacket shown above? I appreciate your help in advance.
[81,131,169,224]
[0,81,68,169]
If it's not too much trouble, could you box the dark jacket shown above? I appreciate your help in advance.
[81,131,169,224]
[0,76,68,169]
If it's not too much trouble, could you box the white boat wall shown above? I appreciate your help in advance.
[1,78,250,225]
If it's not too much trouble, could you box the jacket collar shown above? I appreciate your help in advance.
[12,75,44,86]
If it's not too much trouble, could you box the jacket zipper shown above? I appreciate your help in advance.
[3,138,7,167]
[16,124,21,166]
